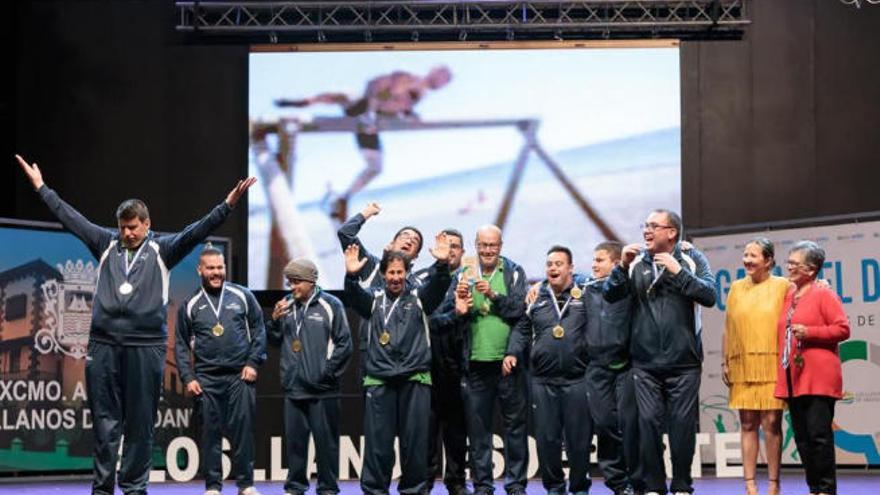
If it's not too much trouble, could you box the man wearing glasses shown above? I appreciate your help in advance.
[337,201,426,288]
[603,209,716,495]
[449,225,529,495]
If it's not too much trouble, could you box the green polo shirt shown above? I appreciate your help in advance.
[469,264,510,361]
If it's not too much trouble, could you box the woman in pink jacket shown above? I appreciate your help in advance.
[775,241,850,495]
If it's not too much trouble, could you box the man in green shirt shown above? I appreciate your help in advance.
[451,225,529,495]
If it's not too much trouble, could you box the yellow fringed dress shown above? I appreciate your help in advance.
[724,275,790,410]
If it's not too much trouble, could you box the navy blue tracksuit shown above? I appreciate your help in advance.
[344,266,451,495]
[603,245,716,494]
[37,185,232,495]
[175,283,267,492]
[266,289,353,495]
[582,276,638,494]
[507,284,591,495]
[425,282,468,493]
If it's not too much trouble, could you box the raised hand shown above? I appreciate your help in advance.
[454,287,473,316]
[344,244,367,275]
[474,279,495,299]
[524,281,541,305]
[14,154,45,190]
[225,177,258,207]
[361,202,381,219]
[429,232,450,263]
[653,252,682,275]
[272,298,292,321]
[621,243,642,268]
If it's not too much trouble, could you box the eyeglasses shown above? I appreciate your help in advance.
[785,260,811,270]
[395,232,421,243]
[476,242,501,251]
[640,223,674,232]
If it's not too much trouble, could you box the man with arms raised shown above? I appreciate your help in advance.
[14,154,255,495]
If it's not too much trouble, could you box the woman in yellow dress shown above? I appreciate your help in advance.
[722,238,789,495]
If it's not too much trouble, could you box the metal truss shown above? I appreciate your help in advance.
[175,1,750,43]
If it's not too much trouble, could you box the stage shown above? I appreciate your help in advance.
[1,472,877,494]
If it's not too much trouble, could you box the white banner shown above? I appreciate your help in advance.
[694,220,880,466]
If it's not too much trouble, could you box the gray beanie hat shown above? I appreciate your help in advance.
[283,258,318,283]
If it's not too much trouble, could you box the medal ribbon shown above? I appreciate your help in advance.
[200,284,226,327]
[547,285,574,324]
[782,290,804,369]
[121,238,149,280]
[381,293,402,330]
[292,290,318,339]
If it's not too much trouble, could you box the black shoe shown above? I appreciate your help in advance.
[447,486,472,495]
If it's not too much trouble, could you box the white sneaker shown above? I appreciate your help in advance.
[645,492,661,495]
[239,487,262,495]
[673,492,691,495]
[205,490,221,495]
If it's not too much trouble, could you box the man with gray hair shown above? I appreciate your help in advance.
[269,258,353,495]
[449,224,529,495]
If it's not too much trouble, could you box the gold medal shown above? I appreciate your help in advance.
[291,339,303,352]
[119,282,133,295]
[379,331,391,346]
[552,325,565,339]
[570,287,582,299]
[479,301,490,316]
[211,323,224,337]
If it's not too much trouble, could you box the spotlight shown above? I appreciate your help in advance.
[411,30,419,42]
[317,30,327,42]
[506,29,515,41]
[268,31,278,44]
[458,30,467,41]
[364,30,372,42]
[553,29,563,41]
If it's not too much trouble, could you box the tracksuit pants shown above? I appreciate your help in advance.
[585,365,639,493]
[531,379,592,495]
[361,380,431,495]
[632,367,701,494]
[427,366,468,491]
[195,372,257,491]
[283,396,341,494]
[462,361,529,495]
[85,342,164,495]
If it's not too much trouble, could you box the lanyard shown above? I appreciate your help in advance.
[121,239,149,279]
[292,290,317,338]
[782,290,804,369]
[200,284,226,324]
[547,286,574,322]
[381,292,402,328]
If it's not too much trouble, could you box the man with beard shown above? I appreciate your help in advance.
[603,209,716,495]
[175,247,267,495]
[14,154,255,495]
